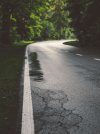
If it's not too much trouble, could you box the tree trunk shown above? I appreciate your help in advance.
[16,17,28,40]
[1,4,11,47]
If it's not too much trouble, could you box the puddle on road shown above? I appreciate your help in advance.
[29,52,44,82]
[32,87,83,134]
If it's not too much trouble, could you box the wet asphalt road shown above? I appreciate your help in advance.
[28,40,100,134]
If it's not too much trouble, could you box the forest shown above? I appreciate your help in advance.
[0,0,100,47]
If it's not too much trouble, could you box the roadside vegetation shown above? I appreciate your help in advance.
[69,0,100,47]
[0,0,100,47]
[0,45,25,134]
[0,0,75,47]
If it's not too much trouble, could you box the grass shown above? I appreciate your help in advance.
[0,45,26,134]
[15,40,34,46]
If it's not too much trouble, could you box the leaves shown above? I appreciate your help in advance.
[69,0,100,46]
[1,0,100,45]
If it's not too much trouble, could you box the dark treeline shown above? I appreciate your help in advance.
[69,0,100,46]
[0,0,31,46]
[0,0,100,47]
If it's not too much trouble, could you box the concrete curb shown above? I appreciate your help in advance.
[21,47,35,134]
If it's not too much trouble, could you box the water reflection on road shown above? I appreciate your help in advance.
[28,51,82,134]
[29,52,44,82]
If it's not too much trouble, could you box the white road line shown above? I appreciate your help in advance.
[21,48,35,134]
[76,54,83,56]
[94,58,100,61]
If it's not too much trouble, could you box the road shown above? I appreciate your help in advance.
[28,40,100,134]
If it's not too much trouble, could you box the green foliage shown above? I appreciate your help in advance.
[29,0,73,40]
[69,0,100,46]
[0,0,32,45]
[2,0,100,46]
[0,0,74,45]
[28,13,43,40]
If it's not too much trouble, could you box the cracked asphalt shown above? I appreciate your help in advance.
[28,40,100,134]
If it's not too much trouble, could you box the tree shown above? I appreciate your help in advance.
[0,0,32,46]
[0,1,12,45]
[69,0,100,46]
[29,0,73,40]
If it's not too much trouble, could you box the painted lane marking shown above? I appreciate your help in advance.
[21,48,35,134]
[76,54,83,56]
[94,58,100,61]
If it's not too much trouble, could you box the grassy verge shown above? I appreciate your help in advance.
[15,40,34,46]
[0,45,26,134]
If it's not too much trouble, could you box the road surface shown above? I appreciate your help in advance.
[28,40,100,134]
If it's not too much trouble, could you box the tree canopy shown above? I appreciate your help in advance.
[69,0,100,46]
[0,0,100,47]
